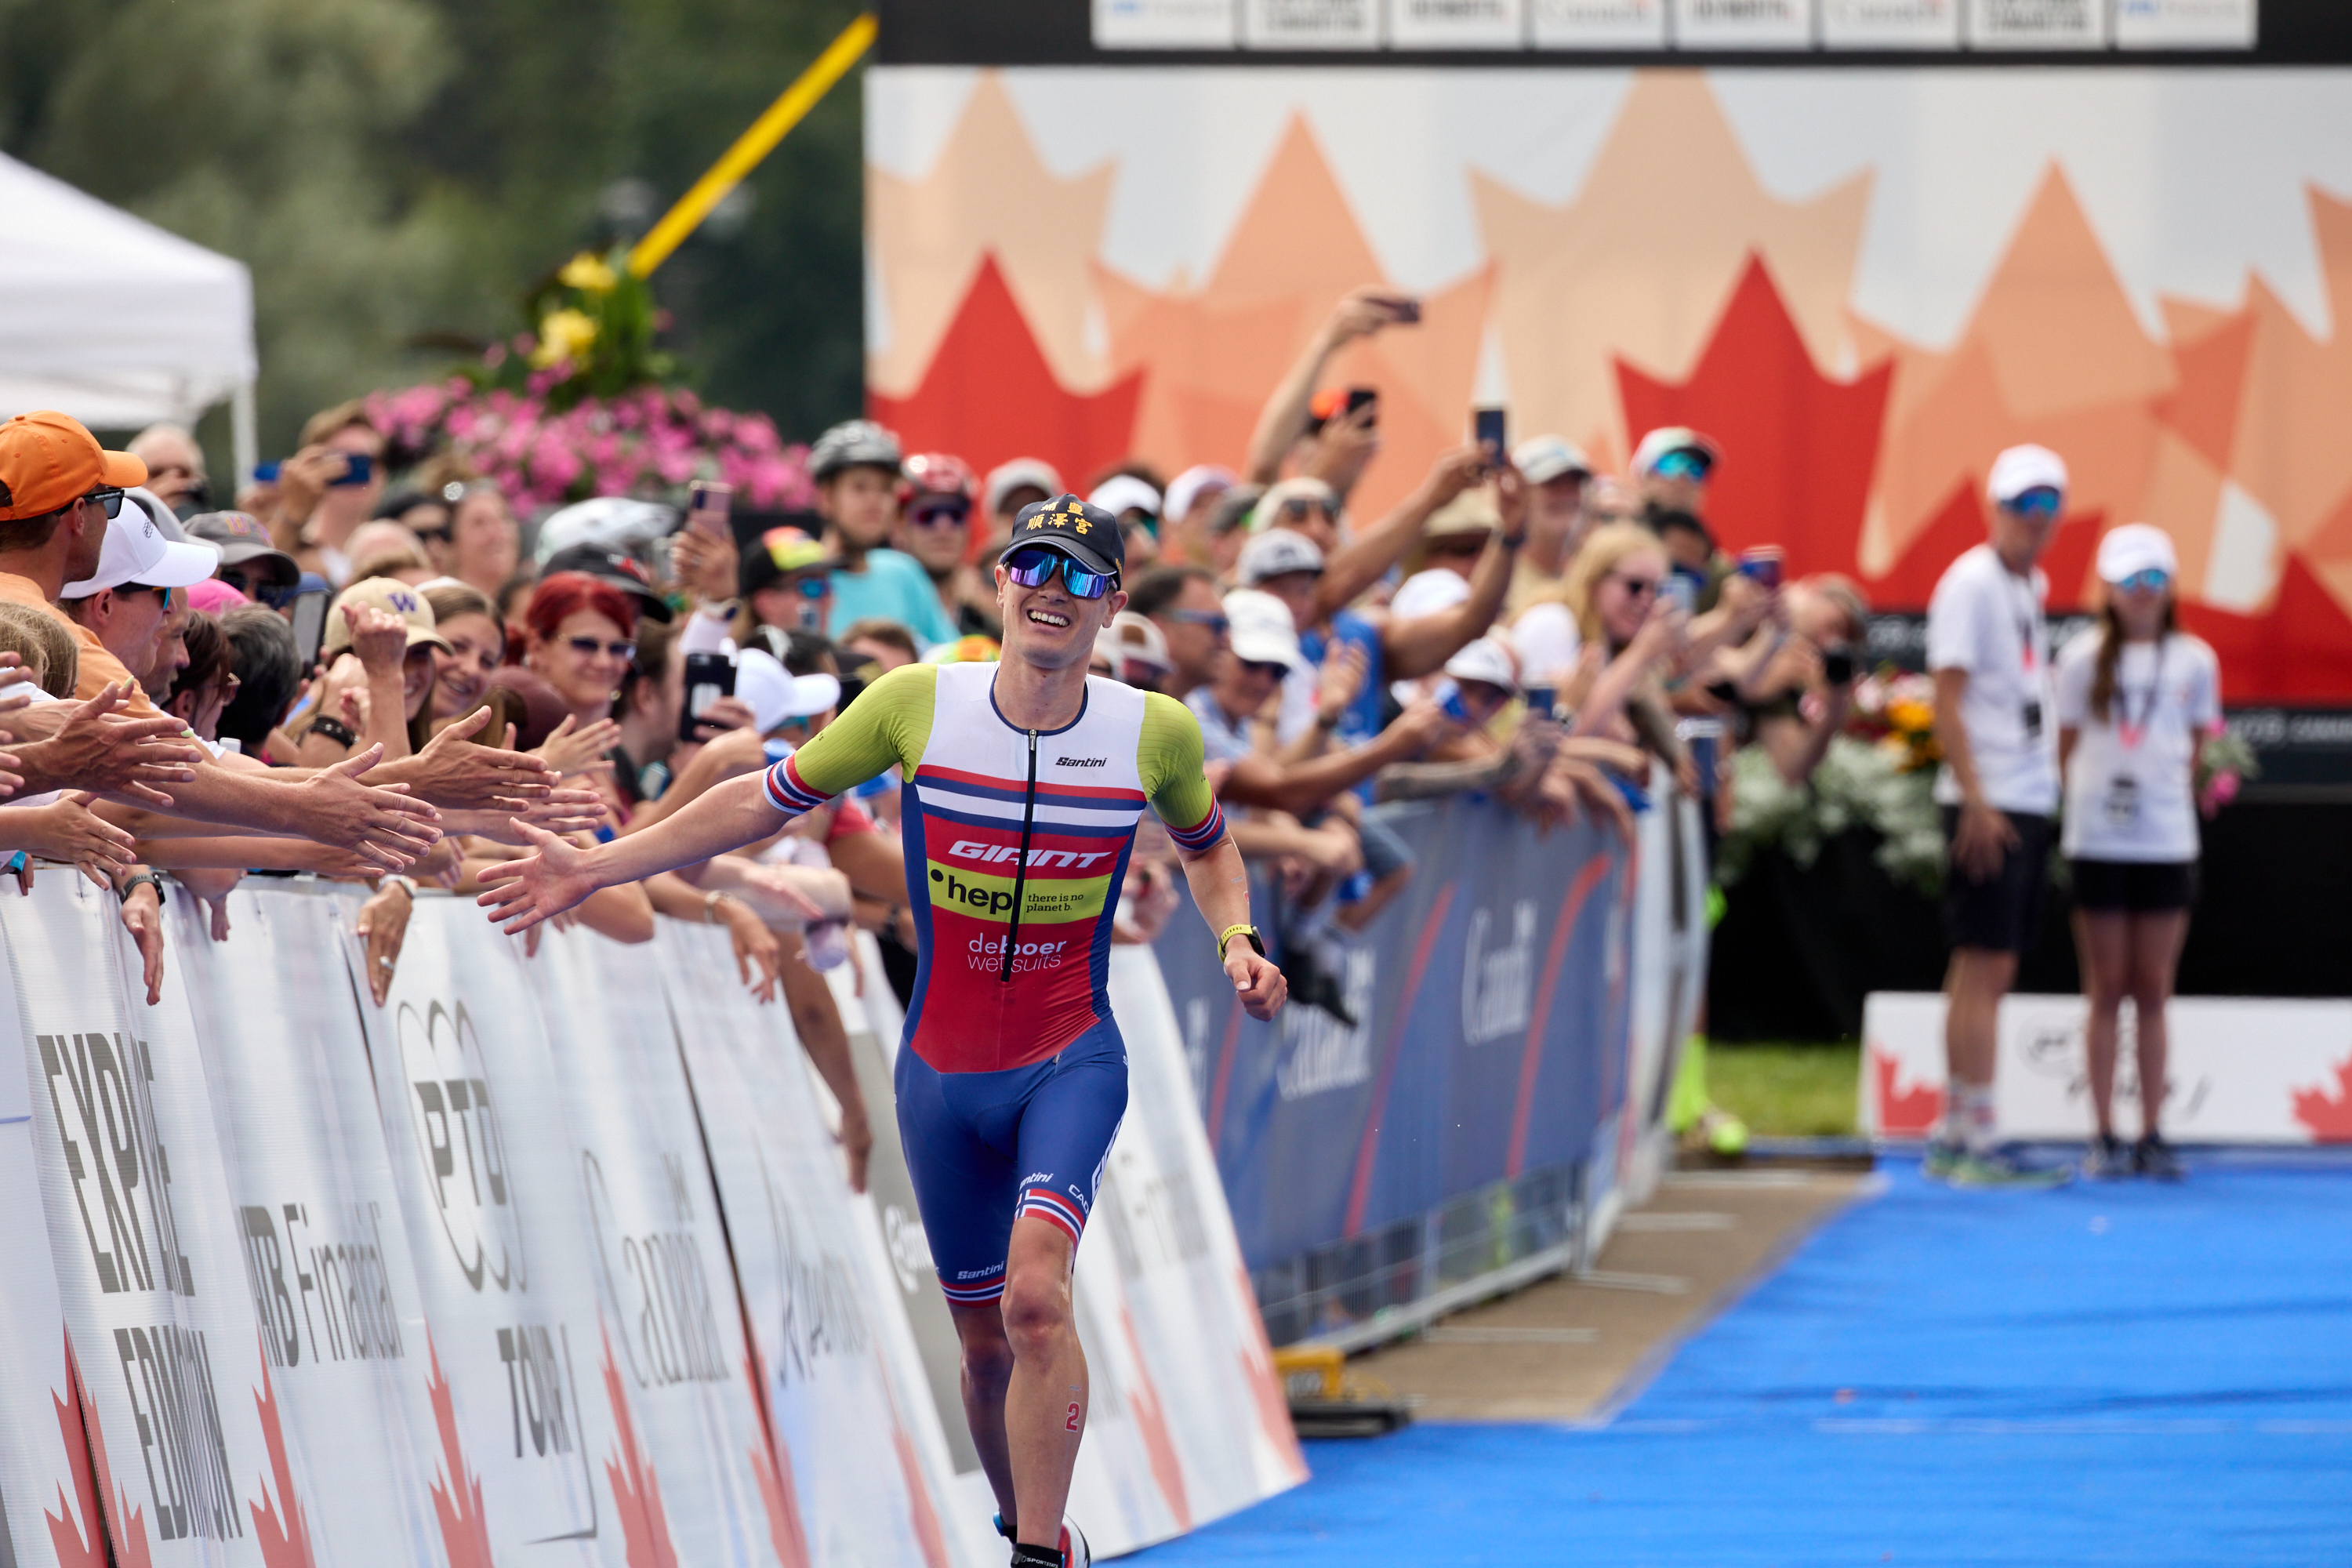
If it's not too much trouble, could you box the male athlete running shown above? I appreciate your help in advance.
[480,493,1287,1568]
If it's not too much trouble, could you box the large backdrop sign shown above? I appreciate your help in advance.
[866,65,2352,700]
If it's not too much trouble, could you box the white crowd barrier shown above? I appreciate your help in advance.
[0,877,1301,1567]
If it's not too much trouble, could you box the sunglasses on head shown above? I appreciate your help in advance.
[2114,568,2170,593]
[565,635,636,661]
[84,487,126,518]
[1003,546,1116,600]
[2006,486,2063,521]
[1650,450,1711,482]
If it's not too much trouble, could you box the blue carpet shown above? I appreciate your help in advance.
[1145,1162,2352,1566]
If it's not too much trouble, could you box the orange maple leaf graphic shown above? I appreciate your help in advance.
[2290,1051,2352,1142]
[424,1334,494,1568]
[247,1337,317,1568]
[1871,1047,1944,1138]
[600,1328,678,1568]
[742,1347,810,1568]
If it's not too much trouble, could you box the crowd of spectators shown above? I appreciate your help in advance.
[0,281,1880,1163]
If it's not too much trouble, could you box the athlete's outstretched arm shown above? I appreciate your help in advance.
[476,771,795,934]
[1174,833,1287,1022]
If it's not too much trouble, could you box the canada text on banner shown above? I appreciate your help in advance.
[172,884,452,1568]
[354,894,634,1566]
[2,875,289,1567]
[517,918,809,1568]
[657,922,973,1568]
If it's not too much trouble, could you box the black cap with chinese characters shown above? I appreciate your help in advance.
[1009,493,1123,579]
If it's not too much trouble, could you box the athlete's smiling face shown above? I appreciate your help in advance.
[996,549,1127,672]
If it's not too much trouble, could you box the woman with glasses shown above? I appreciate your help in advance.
[2054,525,2221,1180]
[1555,522,1692,780]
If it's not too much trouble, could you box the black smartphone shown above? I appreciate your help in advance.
[1473,406,1507,462]
[1345,386,1377,417]
[287,586,328,671]
[680,651,736,742]
[1388,298,1422,325]
[1821,646,1857,686]
[328,452,373,488]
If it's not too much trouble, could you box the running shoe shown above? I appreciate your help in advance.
[2133,1134,2184,1182]
[1059,1518,1091,1568]
[1947,1146,2073,1189]
[2080,1133,2130,1180]
[1922,1138,1962,1181]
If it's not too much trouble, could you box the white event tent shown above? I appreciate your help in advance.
[0,152,258,480]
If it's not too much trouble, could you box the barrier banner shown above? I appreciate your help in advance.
[2,875,285,1568]
[657,924,973,1568]
[356,897,636,1567]
[1155,800,1628,1274]
[1061,948,1307,1555]
[170,884,450,1568]
[515,920,807,1568]
[0,917,87,1568]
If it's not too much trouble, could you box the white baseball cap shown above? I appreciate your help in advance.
[1987,444,2069,506]
[1223,589,1303,670]
[1236,527,1326,585]
[1096,610,1172,677]
[2096,523,2179,584]
[1631,426,1719,478]
[1443,636,1520,693]
[1512,435,1593,486]
[1163,464,1236,524]
[734,648,840,734]
[1088,474,1162,521]
[985,457,1062,517]
[63,489,220,595]
[1250,476,1342,535]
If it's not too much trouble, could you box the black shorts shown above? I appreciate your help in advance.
[1940,807,2052,955]
[2069,858,2197,913]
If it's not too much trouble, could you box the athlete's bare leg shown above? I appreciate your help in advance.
[947,1218,1087,1547]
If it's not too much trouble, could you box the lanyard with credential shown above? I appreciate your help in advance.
[2007,571,2044,674]
[2114,641,2167,751]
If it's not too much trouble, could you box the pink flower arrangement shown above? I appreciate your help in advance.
[365,378,815,516]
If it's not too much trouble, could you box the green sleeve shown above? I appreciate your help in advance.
[1137,691,1219,840]
[786,662,937,797]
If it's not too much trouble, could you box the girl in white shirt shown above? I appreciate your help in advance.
[2054,524,2223,1180]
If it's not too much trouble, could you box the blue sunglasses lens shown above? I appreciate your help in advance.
[1653,450,1711,481]
[2010,487,2063,520]
[2118,568,2169,593]
[1004,549,1112,599]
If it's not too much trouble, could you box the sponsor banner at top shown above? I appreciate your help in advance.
[1090,0,2256,49]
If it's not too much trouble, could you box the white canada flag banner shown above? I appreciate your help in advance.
[172,884,451,1568]
[355,895,633,1567]
[656,922,975,1568]
[1,875,282,1568]
[517,920,800,1568]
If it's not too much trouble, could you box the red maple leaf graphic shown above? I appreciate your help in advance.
[1615,252,1893,583]
[1870,1047,1944,1138]
[1117,1305,1192,1530]
[45,1329,149,1568]
[424,1334,494,1568]
[600,1328,678,1568]
[1231,1265,1308,1486]
[2289,1051,2352,1142]
[870,252,1142,495]
[247,1337,317,1568]
[2180,553,2352,705]
[742,1347,810,1568]
[880,1377,950,1568]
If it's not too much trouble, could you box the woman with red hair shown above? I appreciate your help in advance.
[524,572,640,731]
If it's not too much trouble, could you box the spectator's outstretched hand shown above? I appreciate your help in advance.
[1420,444,1489,513]
[670,525,740,606]
[406,703,558,807]
[299,745,441,869]
[118,877,165,1006]
[38,684,205,805]
[6,793,137,887]
[1304,398,1382,495]
[531,713,622,779]
[1319,286,1418,350]
[1391,695,1468,753]
[474,820,599,935]
[1316,639,1369,725]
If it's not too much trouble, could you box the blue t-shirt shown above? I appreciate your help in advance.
[1298,608,1385,749]
[826,548,959,648]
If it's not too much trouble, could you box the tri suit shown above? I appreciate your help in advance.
[763,661,1225,1304]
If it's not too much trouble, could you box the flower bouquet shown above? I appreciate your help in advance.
[2195,730,2259,818]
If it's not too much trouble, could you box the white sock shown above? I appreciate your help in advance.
[1961,1084,1999,1155]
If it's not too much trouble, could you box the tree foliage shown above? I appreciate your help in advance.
[0,0,866,462]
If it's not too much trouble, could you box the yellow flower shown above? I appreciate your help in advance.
[1887,698,1934,734]
[557,252,619,294]
[530,308,598,368]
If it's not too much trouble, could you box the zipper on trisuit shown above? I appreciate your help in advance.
[1000,728,1040,982]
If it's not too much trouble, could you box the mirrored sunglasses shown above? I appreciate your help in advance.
[2008,486,2063,521]
[1003,547,1115,600]
[1650,449,1711,482]
[2115,568,2170,593]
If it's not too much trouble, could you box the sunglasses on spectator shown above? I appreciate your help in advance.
[2006,487,2063,521]
[1240,659,1291,681]
[2115,568,2171,593]
[1279,498,1326,520]
[1650,450,1711,482]
[1607,572,1661,599]
[412,523,452,544]
[83,487,125,518]
[1167,609,1229,635]
[1003,546,1116,600]
[791,576,830,599]
[564,635,637,660]
[908,503,970,528]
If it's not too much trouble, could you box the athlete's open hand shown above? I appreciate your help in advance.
[474,821,601,934]
[1226,942,1287,1022]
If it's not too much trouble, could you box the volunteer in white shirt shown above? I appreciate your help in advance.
[1922,444,2071,1188]
[2054,524,2220,1181]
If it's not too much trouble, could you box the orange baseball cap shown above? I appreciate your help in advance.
[0,412,148,523]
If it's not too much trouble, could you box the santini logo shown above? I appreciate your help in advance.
[1055,756,1107,768]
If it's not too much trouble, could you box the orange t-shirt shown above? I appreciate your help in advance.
[0,572,161,716]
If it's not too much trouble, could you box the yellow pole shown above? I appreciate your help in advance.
[627,13,877,278]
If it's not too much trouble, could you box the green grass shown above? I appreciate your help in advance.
[1705,1041,1862,1137]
